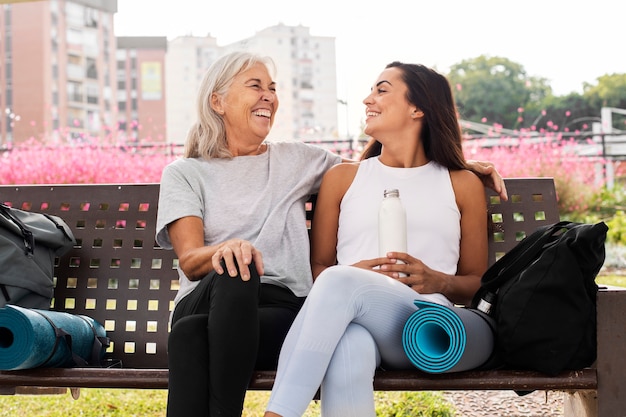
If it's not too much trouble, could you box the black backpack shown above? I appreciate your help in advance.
[471,221,608,376]
[0,203,75,309]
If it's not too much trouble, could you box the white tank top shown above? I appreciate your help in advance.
[337,157,461,275]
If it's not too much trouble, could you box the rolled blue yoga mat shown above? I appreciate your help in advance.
[402,300,495,373]
[0,305,106,370]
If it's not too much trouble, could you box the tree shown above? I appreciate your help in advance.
[528,93,598,133]
[584,73,626,108]
[584,74,626,130]
[528,74,626,134]
[447,55,550,129]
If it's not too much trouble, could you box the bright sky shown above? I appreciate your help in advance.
[114,0,625,136]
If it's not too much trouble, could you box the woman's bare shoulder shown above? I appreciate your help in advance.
[333,160,360,171]
[450,168,483,189]
[319,161,360,197]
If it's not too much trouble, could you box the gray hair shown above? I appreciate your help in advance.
[184,51,276,159]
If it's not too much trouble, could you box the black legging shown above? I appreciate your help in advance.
[166,261,305,417]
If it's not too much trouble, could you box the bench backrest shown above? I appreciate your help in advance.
[0,178,559,369]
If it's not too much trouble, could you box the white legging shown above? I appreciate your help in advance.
[266,265,451,417]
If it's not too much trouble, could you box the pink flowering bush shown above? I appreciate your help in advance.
[463,134,607,216]
[0,136,615,220]
[1,141,179,185]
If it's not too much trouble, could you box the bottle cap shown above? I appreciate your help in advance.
[384,189,400,198]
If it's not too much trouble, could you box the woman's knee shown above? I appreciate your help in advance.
[212,260,261,300]
[313,265,361,294]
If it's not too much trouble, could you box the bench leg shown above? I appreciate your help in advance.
[564,390,597,417]
[596,291,626,417]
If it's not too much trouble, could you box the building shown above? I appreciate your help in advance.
[1,9,338,147]
[0,0,118,146]
[116,36,167,143]
[165,35,220,145]
[222,23,338,142]
[165,24,339,144]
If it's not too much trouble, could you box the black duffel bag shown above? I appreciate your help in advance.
[472,221,607,376]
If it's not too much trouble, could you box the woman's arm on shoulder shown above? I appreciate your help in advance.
[466,160,508,201]
[310,162,359,279]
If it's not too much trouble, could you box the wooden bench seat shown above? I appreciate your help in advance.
[0,179,624,417]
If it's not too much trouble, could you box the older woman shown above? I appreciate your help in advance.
[157,51,507,417]
[156,51,342,416]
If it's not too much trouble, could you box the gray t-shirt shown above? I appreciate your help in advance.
[156,141,341,306]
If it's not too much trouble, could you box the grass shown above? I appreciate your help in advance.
[0,389,453,416]
[596,274,626,288]
[0,388,167,417]
[0,274,622,416]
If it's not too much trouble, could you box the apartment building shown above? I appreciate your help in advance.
[222,23,338,142]
[166,24,339,144]
[116,36,167,143]
[0,0,118,146]
[165,35,220,145]
[1,6,338,147]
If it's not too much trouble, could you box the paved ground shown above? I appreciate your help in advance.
[442,390,564,416]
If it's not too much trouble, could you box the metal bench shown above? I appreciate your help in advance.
[0,179,623,417]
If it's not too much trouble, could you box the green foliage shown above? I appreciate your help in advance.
[584,73,626,116]
[528,93,598,132]
[553,173,597,218]
[606,211,626,245]
[447,55,550,128]
[563,182,626,245]
[446,55,626,131]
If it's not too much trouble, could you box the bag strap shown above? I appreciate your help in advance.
[76,315,111,366]
[473,221,576,312]
[0,284,10,303]
[0,203,35,256]
[32,310,88,367]
[480,221,573,292]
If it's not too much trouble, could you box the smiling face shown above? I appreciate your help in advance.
[362,67,419,140]
[211,62,279,150]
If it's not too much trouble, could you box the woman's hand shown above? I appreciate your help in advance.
[212,239,264,281]
[379,253,444,294]
[466,160,508,201]
[351,257,396,272]
[351,256,442,293]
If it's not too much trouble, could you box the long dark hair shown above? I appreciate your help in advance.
[360,62,467,171]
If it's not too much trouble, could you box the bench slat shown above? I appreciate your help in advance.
[0,368,597,391]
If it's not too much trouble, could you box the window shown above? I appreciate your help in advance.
[67,82,83,102]
[86,58,97,79]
